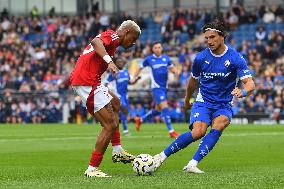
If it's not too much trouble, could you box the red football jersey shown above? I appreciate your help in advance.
[70,30,119,86]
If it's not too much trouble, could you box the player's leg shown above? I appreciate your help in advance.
[153,104,211,170]
[86,103,117,177]
[135,89,162,131]
[120,107,129,135]
[119,95,130,135]
[157,100,180,138]
[135,108,160,131]
[78,85,117,177]
[184,108,232,173]
[139,109,161,122]
[108,91,135,163]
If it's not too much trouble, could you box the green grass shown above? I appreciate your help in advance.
[0,123,284,189]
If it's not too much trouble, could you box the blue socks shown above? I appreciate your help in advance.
[161,108,173,132]
[141,109,161,122]
[164,132,195,157]
[192,129,222,162]
[163,129,222,162]
[119,112,128,133]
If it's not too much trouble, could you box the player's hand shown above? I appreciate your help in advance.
[107,62,119,75]
[184,96,192,110]
[231,87,243,98]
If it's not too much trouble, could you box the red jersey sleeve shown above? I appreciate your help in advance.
[96,30,119,47]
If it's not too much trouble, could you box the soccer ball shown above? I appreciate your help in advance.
[132,154,155,176]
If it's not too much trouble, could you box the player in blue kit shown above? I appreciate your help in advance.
[106,58,140,135]
[135,42,180,138]
[152,19,256,173]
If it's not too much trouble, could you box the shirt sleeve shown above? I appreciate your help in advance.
[236,54,252,80]
[96,30,119,47]
[191,54,201,79]
[142,57,149,68]
[107,74,115,82]
[167,56,174,68]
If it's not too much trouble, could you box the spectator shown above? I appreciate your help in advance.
[30,6,39,17]
[263,8,275,23]
[255,26,266,41]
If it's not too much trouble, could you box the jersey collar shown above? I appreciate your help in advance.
[152,54,162,58]
[209,45,228,57]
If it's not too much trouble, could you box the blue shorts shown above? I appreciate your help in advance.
[189,103,233,130]
[119,94,129,108]
[152,88,167,105]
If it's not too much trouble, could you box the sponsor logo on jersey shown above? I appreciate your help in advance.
[202,72,231,79]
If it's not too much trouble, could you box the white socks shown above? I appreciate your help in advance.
[112,145,123,153]
[87,165,97,171]
[159,151,168,162]
[188,159,198,167]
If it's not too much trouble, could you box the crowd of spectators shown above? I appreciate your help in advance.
[0,3,283,123]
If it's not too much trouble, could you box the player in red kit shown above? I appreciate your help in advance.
[70,20,141,177]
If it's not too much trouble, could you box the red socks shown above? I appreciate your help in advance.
[111,129,121,146]
[89,150,103,167]
[89,129,121,167]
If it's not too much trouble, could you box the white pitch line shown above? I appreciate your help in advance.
[0,132,283,142]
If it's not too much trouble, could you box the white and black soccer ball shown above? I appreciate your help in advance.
[132,154,155,176]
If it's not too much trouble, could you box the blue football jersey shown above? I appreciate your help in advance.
[107,69,130,96]
[191,46,252,108]
[142,54,173,89]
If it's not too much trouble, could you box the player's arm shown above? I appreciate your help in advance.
[103,73,115,87]
[168,57,178,75]
[90,38,118,74]
[184,54,201,110]
[231,54,255,98]
[184,76,199,110]
[129,76,141,85]
[231,77,255,98]
[134,57,148,77]
[134,67,143,77]
[168,66,178,75]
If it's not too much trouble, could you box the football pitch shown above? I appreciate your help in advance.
[0,124,284,189]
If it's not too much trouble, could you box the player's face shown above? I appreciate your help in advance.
[204,30,224,51]
[152,43,163,56]
[122,30,140,49]
[115,59,125,70]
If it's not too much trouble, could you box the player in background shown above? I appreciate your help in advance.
[105,57,141,135]
[69,20,141,177]
[134,42,180,138]
[152,19,255,173]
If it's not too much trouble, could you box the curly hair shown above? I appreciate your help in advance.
[201,18,228,37]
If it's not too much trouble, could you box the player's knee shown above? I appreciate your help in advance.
[102,117,117,132]
[112,99,121,112]
[192,130,206,140]
[191,125,207,140]
[212,117,230,131]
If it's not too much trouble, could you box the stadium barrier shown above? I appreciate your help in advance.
[0,90,283,124]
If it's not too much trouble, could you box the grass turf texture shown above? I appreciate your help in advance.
[0,124,284,189]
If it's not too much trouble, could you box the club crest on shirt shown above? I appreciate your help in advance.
[194,112,199,118]
[224,60,230,67]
